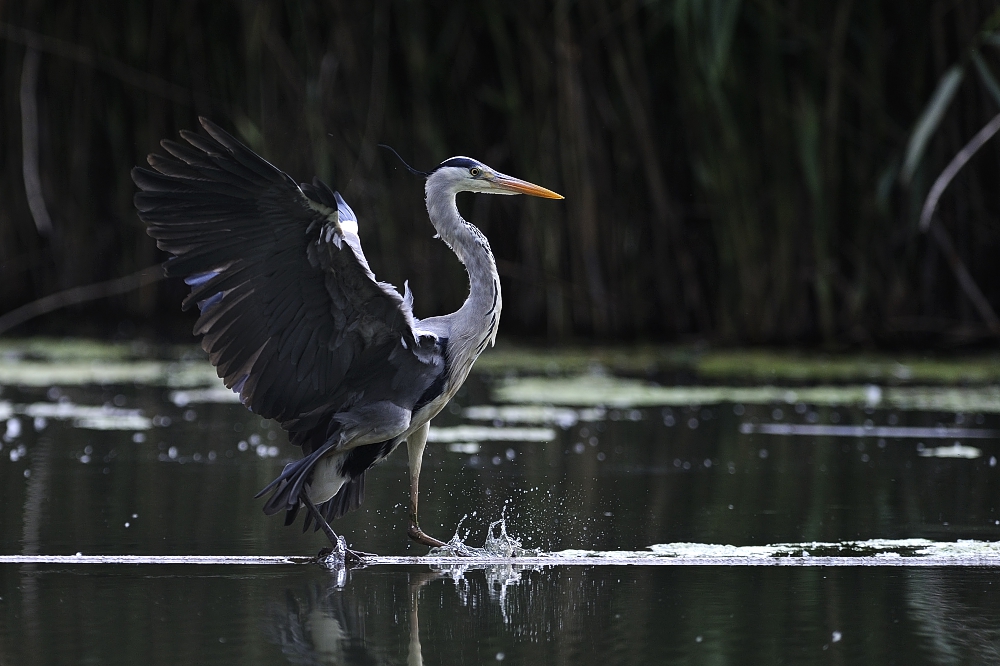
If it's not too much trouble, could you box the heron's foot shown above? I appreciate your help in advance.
[408,523,448,548]
[316,535,374,568]
[317,547,375,566]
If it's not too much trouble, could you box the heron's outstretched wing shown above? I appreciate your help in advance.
[132,118,442,434]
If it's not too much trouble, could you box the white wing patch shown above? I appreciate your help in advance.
[340,218,359,235]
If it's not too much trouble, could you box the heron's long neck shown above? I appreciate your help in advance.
[425,185,501,352]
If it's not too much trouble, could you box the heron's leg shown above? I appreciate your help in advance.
[406,422,447,548]
[303,495,342,546]
[302,494,373,563]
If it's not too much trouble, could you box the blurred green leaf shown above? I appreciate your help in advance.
[901,65,964,184]
[972,51,1000,107]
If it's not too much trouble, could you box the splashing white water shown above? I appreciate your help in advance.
[429,514,541,558]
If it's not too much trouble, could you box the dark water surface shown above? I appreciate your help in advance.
[2,342,1000,664]
[3,564,1000,665]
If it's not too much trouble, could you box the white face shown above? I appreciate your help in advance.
[428,158,565,199]
[431,162,517,196]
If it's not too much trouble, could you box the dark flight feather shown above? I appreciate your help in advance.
[133,117,448,525]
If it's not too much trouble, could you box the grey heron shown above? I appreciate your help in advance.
[132,118,563,558]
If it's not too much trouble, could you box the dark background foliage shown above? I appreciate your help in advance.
[1,0,999,345]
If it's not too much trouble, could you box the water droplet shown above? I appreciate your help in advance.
[4,418,21,440]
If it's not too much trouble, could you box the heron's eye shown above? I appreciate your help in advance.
[470,167,482,177]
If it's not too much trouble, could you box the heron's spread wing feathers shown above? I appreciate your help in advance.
[133,117,442,432]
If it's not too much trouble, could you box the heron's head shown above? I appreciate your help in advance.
[430,156,564,199]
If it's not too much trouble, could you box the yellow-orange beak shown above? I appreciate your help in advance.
[492,174,564,199]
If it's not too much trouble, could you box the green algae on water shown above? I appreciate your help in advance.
[494,374,1000,412]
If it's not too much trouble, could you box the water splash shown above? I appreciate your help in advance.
[428,513,541,558]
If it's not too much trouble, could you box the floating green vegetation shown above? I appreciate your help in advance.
[169,387,241,406]
[479,344,1000,384]
[0,361,169,387]
[0,337,197,363]
[2,401,151,430]
[917,443,982,459]
[0,359,221,388]
[494,374,1000,412]
[0,338,218,388]
[474,343,698,375]
[462,405,606,427]
[426,425,555,444]
[4,338,1000,392]
[556,539,1000,559]
[695,350,1000,384]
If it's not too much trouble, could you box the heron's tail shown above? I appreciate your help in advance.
[254,444,331,516]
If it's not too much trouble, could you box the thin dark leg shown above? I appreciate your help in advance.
[302,496,373,563]
[303,496,341,546]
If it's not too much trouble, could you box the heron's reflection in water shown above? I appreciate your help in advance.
[265,563,539,666]
[265,580,375,666]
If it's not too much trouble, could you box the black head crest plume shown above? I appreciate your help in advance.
[378,144,431,178]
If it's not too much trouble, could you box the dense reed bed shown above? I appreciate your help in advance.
[1,1,998,345]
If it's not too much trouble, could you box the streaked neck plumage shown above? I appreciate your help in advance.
[424,177,502,365]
